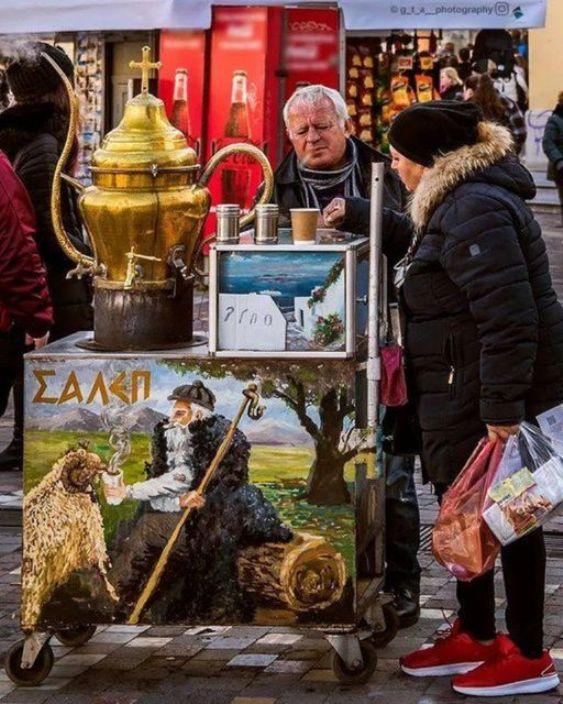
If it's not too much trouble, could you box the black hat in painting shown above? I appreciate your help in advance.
[7,42,74,102]
[388,100,483,167]
[168,381,216,411]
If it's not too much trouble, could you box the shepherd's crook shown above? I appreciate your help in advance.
[127,383,264,624]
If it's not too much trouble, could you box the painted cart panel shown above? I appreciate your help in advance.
[23,352,363,630]
[209,238,369,357]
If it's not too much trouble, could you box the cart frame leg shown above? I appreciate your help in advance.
[21,632,50,669]
[326,633,364,670]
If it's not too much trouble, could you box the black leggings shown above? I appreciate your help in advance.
[0,328,26,443]
[435,484,545,659]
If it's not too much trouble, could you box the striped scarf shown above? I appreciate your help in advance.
[296,138,363,209]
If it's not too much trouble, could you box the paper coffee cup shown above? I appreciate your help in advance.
[290,208,319,244]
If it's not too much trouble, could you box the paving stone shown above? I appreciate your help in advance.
[192,648,240,661]
[1,691,52,703]
[264,660,312,674]
[206,637,260,651]
[90,633,137,645]
[227,627,270,639]
[57,653,107,666]
[0,680,15,696]
[123,637,172,649]
[181,659,225,676]
[277,649,324,662]
[142,626,186,638]
[227,654,278,668]
[256,634,302,646]
[301,670,338,683]
[104,626,150,635]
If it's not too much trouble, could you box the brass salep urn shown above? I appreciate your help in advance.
[49,47,273,350]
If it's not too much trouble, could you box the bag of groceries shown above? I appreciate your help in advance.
[482,421,563,546]
[433,438,504,581]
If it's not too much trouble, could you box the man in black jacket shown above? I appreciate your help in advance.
[273,84,405,224]
[273,84,419,627]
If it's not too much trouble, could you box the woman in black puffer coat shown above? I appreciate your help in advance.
[0,43,92,471]
[324,101,563,698]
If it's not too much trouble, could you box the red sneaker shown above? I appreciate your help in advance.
[400,619,497,677]
[452,634,560,697]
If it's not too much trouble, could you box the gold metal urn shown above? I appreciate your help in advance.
[49,47,273,350]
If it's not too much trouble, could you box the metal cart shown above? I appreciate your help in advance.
[6,166,393,687]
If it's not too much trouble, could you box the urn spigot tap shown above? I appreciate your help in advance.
[168,245,191,281]
[124,246,162,290]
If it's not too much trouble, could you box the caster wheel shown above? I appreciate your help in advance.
[331,639,378,685]
[5,639,54,686]
[369,603,400,648]
[54,625,97,647]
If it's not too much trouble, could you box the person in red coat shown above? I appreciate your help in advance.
[0,150,53,469]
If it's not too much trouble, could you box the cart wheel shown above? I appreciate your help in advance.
[54,625,97,647]
[331,639,378,685]
[5,639,54,686]
[369,603,400,648]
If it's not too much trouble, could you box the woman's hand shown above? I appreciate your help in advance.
[25,332,50,349]
[322,198,346,227]
[486,424,520,442]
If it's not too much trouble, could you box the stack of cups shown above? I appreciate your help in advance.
[254,203,279,244]
[216,204,241,243]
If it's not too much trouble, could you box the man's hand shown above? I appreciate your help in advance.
[25,332,50,349]
[322,198,346,227]
[104,483,127,501]
[486,424,520,442]
[179,491,206,510]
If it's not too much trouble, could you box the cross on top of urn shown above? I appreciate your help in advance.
[129,45,162,95]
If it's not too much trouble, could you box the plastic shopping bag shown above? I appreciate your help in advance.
[433,438,504,582]
[483,421,563,546]
[380,344,408,407]
[537,403,563,456]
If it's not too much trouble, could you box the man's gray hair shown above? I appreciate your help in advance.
[283,84,349,128]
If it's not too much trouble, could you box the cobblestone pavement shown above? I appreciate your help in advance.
[0,208,561,703]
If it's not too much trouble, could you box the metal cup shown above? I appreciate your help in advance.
[254,203,279,244]
[216,204,240,243]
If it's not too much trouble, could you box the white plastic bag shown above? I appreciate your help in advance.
[537,403,563,456]
[482,421,563,545]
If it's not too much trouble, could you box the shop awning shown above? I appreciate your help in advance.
[0,0,547,35]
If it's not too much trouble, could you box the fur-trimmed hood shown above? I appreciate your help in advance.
[409,121,536,230]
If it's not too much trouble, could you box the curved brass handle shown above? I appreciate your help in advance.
[42,53,96,272]
[198,143,274,229]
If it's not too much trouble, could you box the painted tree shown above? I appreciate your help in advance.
[168,359,371,506]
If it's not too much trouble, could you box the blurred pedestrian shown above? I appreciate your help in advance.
[0,150,53,470]
[457,47,472,81]
[0,42,92,471]
[464,73,526,153]
[440,67,463,101]
[543,91,563,226]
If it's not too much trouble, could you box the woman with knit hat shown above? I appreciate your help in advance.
[324,100,563,697]
[0,43,92,471]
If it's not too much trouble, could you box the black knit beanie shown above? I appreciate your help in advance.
[6,43,74,102]
[389,100,483,167]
